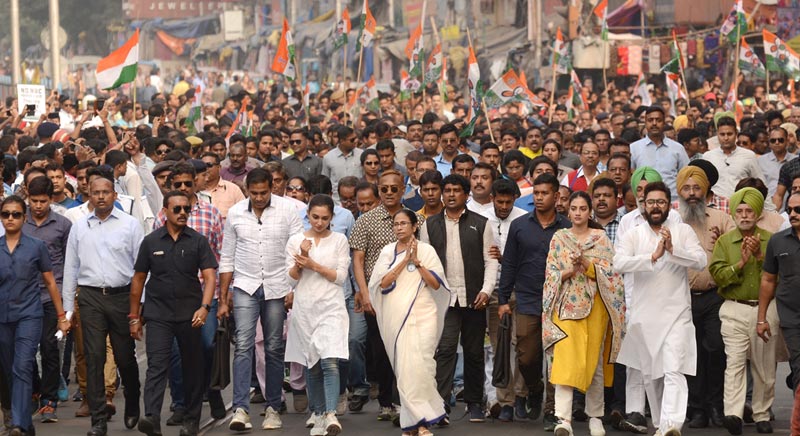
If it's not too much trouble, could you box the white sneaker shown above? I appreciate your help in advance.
[309,414,325,436]
[305,413,316,428]
[336,394,347,416]
[554,420,573,436]
[324,412,342,436]
[261,406,282,430]
[229,408,252,431]
[589,417,606,436]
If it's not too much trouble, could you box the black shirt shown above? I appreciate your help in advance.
[134,226,218,321]
[763,227,800,328]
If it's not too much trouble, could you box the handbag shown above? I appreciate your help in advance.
[492,313,512,389]
[210,317,231,390]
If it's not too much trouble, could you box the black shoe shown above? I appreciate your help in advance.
[543,412,558,432]
[498,405,514,422]
[392,413,401,427]
[468,403,485,423]
[743,403,754,424]
[73,391,83,402]
[9,427,24,436]
[756,421,773,434]
[348,395,369,413]
[710,407,725,427]
[124,398,140,429]
[86,424,107,436]
[250,390,266,404]
[279,400,287,414]
[489,402,502,419]
[609,411,649,435]
[437,414,450,427]
[722,415,743,435]
[166,409,185,426]
[572,408,588,422]
[208,391,226,420]
[179,420,199,436]
[627,411,647,427]
[137,415,163,436]
[688,410,709,428]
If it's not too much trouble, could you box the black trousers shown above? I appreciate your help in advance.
[687,290,725,413]
[34,301,60,407]
[78,287,140,427]
[782,326,800,391]
[144,319,203,425]
[365,314,398,407]
[435,305,486,405]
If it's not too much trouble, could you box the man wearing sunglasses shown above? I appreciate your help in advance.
[153,162,225,425]
[283,129,322,181]
[704,116,764,198]
[760,127,796,205]
[130,190,218,436]
[757,192,800,435]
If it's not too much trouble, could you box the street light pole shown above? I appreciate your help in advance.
[10,0,21,85]
[49,0,61,89]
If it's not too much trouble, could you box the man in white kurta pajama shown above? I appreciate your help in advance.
[614,182,707,436]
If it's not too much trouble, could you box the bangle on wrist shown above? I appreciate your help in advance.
[128,319,140,326]
[127,313,139,320]
[757,320,768,324]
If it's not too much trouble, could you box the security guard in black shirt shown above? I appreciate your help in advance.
[129,191,218,436]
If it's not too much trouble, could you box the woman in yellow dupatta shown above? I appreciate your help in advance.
[369,209,451,436]
[542,191,626,436]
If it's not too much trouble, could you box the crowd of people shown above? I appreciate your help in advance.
[1,65,800,436]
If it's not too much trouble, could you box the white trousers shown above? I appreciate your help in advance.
[626,366,646,415]
[719,300,779,422]
[554,342,605,421]
[645,372,688,432]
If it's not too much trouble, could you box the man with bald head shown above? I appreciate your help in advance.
[675,166,734,428]
[710,188,778,435]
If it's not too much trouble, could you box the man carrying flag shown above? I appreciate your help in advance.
[271,18,296,81]
[95,29,139,90]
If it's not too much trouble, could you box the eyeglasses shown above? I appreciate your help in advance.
[770,138,786,144]
[787,206,800,215]
[645,199,669,207]
[156,149,169,155]
[380,186,401,194]
[289,139,303,145]
[172,181,194,188]
[393,221,412,227]
[286,186,306,192]
[171,205,191,214]
[364,161,380,166]
[0,211,23,219]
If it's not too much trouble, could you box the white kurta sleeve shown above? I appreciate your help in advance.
[663,223,708,271]
[613,228,656,274]
[333,234,351,287]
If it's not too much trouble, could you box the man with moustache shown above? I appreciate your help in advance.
[467,163,497,216]
[675,166,734,429]
[615,182,707,436]
[710,188,778,435]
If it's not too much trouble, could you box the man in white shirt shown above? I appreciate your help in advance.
[704,116,765,198]
[219,168,303,431]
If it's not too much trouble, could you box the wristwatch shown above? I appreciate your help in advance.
[201,303,211,312]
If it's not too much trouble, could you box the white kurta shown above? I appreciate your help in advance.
[613,220,706,380]
[284,232,351,367]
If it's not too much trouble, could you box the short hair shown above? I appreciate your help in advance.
[375,139,395,153]
[472,162,498,181]
[491,178,520,198]
[441,174,470,194]
[86,166,114,185]
[360,149,379,165]
[419,170,444,188]
[422,129,439,138]
[502,149,527,168]
[480,142,500,155]
[246,167,273,188]
[201,151,221,164]
[643,181,671,203]
[27,175,54,197]
[263,161,287,178]
[532,173,560,193]
[716,116,737,130]
[76,160,98,172]
[1,195,26,214]
[378,169,404,183]
[290,128,310,139]
[308,175,333,196]
[23,167,47,185]
[337,175,360,193]
[735,177,769,199]
[501,128,520,139]
[645,106,665,118]
[452,154,475,168]
[105,150,128,167]
[607,152,631,169]
[438,123,458,137]
[594,129,611,139]
[169,162,196,182]
[355,181,379,198]
[307,194,335,214]
[542,138,562,153]
[163,190,190,208]
[529,156,558,176]
[405,150,423,163]
[591,176,618,198]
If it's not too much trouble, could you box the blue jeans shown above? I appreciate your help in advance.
[307,358,340,414]
[168,299,219,410]
[340,291,369,397]
[0,317,43,431]
[232,287,286,412]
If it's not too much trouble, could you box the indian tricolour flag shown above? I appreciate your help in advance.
[184,86,203,135]
[593,0,608,41]
[271,18,296,81]
[460,45,482,137]
[95,29,139,90]
[720,0,748,45]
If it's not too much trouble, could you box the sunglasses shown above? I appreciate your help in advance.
[286,186,306,192]
[0,211,23,219]
[787,206,800,215]
[172,205,191,214]
[156,149,170,155]
[364,161,380,166]
[770,138,786,144]
[172,181,194,188]
[380,186,401,194]
[289,139,303,145]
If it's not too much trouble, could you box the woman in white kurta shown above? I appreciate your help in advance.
[369,209,450,436]
[286,195,350,436]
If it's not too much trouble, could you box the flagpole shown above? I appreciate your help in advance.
[602,39,608,96]
[548,63,557,123]
[466,26,494,144]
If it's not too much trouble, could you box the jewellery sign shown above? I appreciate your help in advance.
[123,0,242,19]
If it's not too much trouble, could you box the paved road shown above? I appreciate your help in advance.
[14,347,797,436]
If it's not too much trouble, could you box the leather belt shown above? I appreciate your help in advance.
[691,287,717,296]
[80,285,131,295]
[731,299,759,307]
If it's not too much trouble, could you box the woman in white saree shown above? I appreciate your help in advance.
[369,209,451,436]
